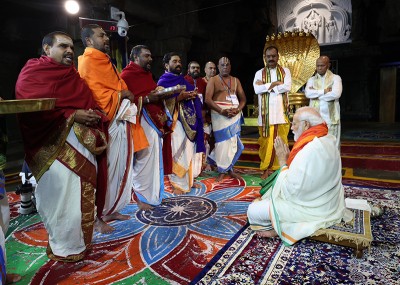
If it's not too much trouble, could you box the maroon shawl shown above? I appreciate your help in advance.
[15,55,109,216]
[120,62,169,133]
[184,75,207,96]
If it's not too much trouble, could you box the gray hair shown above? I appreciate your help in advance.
[296,106,325,126]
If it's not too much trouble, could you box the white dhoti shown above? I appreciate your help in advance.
[169,120,196,193]
[208,102,244,173]
[132,112,164,206]
[35,129,96,259]
[103,108,134,216]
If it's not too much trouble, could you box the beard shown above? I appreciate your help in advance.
[293,123,305,141]
[170,66,181,75]
[143,62,151,72]
[189,71,200,79]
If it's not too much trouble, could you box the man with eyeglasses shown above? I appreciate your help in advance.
[247,107,345,245]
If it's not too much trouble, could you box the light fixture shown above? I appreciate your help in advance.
[65,0,80,14]
[110,6,129,37]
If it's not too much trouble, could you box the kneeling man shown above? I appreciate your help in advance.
[247,107,345,245]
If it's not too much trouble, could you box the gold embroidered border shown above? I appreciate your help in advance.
[31,115,75,180]
[178,104,197,141]
[45,142,96,262]
[73,123,107,155]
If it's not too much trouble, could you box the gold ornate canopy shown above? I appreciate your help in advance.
[263,31,320,94]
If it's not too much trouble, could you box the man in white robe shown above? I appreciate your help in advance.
[305,55,342,150]
[247,107,345,245]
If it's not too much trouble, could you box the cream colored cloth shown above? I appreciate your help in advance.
[132,115,163,205]
[169,120,196,193]
[35,129,95,257]
[248,134,345,245]
[305,70,342,149]
[104,99,134,216]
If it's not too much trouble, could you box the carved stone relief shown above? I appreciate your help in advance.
[277,0,352,45]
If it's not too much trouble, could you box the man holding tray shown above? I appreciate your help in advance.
[158,52,205,194]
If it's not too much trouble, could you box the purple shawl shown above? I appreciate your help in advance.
[158,72,205,153]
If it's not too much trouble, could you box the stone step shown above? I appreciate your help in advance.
[239,139,400,172]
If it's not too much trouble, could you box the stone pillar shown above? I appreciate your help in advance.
[379,67,397,123]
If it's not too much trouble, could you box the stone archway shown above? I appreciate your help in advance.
[278,0,352,45]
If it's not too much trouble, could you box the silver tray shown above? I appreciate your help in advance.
[154,85,186,98]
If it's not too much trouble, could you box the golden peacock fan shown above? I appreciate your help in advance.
[263,31,320,94]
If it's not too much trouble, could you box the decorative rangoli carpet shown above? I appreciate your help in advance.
[6,172,260,284]
[5,170,400,284]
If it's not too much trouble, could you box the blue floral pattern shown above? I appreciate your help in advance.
[92,182,251,266]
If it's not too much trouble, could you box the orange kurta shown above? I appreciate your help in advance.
[78,47,127,121]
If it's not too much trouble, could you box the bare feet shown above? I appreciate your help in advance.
[192,183,202,189]
[203,164,212,172]
[94,217,114,234]
[215,173,225,182]
[136,199,154,211]
[173,188,185,195]
[228,170,241,179]
[6,273,22,284]
[261,170,269,180]
[102,212,131,222]
[256,229,278,238]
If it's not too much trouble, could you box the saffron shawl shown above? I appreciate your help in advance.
[78,47,128,121]
[287,123,328,166]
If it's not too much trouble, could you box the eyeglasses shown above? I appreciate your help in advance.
[291,120,307,126]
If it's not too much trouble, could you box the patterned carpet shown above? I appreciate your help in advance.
[6,172,259,285]
[5,170,400,284]
[192,185,400,285]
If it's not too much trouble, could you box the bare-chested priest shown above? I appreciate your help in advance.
[205,57,246,182]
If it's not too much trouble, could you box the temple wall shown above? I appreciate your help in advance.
[1,0,399,141]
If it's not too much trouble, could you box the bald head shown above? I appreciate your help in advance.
[316,56,330,76]
[204,61,216,79]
